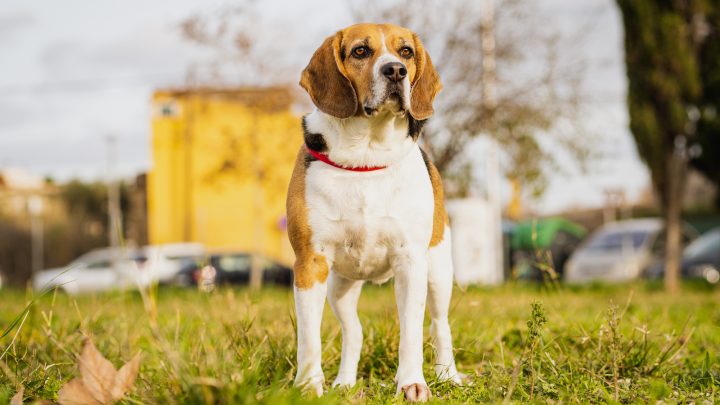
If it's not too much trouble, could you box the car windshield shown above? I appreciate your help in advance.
[584,229,651,251]
[217,255,252,273]
[71,248,140,266]
[684,230,720,260]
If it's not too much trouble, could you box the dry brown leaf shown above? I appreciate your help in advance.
[10,386,23,405]
[110,353,140,401]
[58,378,102,405]
[78,340,117,403]
[57,338,141,405]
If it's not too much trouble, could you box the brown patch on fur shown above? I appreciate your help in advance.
[421,150,447,247]
[300,33,358,119]
[287,147,330,289]
[409,33,442,120]
[294,254,330,290]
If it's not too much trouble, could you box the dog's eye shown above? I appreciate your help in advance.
[399,47,414,59]
[352,46,369,59]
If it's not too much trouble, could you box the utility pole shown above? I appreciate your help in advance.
[481,0,497,115]
[481,0,504,283]
[107,135,122,271]
[28,195,44,277]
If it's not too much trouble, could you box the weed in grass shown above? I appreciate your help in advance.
[504,301,547,403]
[606,301,621,401]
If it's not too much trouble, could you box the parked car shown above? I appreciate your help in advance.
[646,227,720,284]
[173,252,293,288]
[33,243,206,294]
[564,218,697,284]
[32,247,149,294]
[144,243,206,284]
[510,218,586,282]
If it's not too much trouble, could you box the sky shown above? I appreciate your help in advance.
[0,0,650,214]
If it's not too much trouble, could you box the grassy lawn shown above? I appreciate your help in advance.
[1,282,718,403]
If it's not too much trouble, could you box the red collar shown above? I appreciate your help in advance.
[305,145,388,172]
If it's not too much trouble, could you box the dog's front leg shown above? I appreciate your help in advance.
[393,249,431,402]
[294,279,328,396]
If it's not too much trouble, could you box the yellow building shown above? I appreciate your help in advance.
[147,87,301,265]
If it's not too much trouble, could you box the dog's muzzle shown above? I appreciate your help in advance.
[364,62,409,116]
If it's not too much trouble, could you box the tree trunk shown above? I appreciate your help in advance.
[664,151,686,294]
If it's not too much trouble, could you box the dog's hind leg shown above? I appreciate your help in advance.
[327,272,364,388]
[427,226,463,384]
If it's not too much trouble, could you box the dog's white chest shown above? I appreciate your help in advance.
[305,147,434,281]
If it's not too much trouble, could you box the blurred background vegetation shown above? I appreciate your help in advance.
[0,177,142,286]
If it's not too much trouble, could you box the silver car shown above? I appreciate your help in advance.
[33,243,206,294]
[32,247,148,294]
[564,218,697,284]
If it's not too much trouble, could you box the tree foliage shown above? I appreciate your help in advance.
[0,180,133,287]
[693,3,720,207]
[616,0,709,207]
[616,0,718,292]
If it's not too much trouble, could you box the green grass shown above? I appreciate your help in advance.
[1,282,718,403]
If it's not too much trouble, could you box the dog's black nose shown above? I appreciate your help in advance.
[381,62,407,82]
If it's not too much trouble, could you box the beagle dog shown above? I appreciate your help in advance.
[287,23,461,402]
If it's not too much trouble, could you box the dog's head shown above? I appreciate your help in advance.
[300,23,441,120]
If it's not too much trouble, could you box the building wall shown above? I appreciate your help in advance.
[148,88,301,265]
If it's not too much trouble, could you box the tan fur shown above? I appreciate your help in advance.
[426,158,447,247]
[300,34,357,119]
[409,33,442,120]
[286,148,329,289]
[300,23,441,120]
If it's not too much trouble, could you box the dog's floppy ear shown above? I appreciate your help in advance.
[300,32,358,118]
[410,34,442,121]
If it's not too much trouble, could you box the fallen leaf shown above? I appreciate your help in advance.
[58,378,101,405]
[10,386,23,405]
[57,338,141,405]
[110,353,140,401]
[78,340,117,403]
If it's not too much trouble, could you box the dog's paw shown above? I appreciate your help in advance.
[295,376,324,397]
[437,370,468,385]
[401,383,432,402]
[332,374,357,389]
[450,371,470,385]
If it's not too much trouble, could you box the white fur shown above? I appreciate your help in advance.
[294,281,327,396]
[293,106,462,399]
[304,110,434,282]
[304,109,415,169]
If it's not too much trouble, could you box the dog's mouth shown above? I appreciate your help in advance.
[363,87,407,117]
